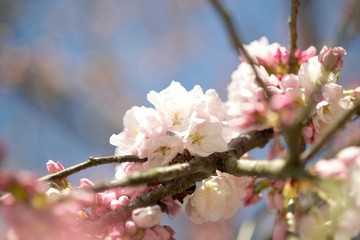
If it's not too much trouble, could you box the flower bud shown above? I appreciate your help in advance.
[46,160,64,174]
[318,46,347,71]
[132,205,162,228]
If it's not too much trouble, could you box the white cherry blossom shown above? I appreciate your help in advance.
[184,171,247,223]
[183,117,227,157]
[138,135,184,169]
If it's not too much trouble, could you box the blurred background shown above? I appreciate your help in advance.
[0,0,359,239]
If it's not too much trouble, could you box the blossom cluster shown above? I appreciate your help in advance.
[227,37,359,143]
[1,37,360,240]
[110,81,249,224]
[110,81,228,164]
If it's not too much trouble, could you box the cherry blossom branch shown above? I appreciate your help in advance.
[39,155,146,182]
[92,156,218,192]
[288,0,299,74]
[301,100,360,162]
[93,129,274,191]
[208,0,271,97]
[222,155,311,179]
[93,173,208,228]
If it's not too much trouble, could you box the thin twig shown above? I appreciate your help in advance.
[288,0,299,74]
[208,0,271,97]
[301,100,360,162]
[39,155,146,182]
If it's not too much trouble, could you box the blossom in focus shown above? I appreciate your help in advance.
[139,135,184,169]
[183,117,227,157]
[110,106,167,156]
[147,81,198,134]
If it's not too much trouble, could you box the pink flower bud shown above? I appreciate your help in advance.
[101,192,116,207]
[79,178,95,188]
[110,199,121,210]
[46,160,64,174]
[132,205,162,228]
[318,46,347,71]
[118,195,130,206]
[125,220,137,235]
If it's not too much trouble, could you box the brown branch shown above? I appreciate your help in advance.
[208,0,271,97]
[288,0,299,74]
[93,129,275,191]
[222,155,311,179]
[301,100,360,162]
[39,155,146,182]
[92,155,218,192]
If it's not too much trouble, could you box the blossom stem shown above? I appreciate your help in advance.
[208,0,271,97]
[301,100,360,162]
[288,0,299,74]
[39,155,146,182]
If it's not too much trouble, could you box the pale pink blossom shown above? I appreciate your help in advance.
[147,81,197,133]
[295,45,317,63]
[312,84,353,134]
[242,37,288,68]
[110,106,167,156]
[183,117,227,157]
[139,135,184,169]
[226,62,274,131]
[314,159,348,179]
[318,46,347,71]
[184,171,247,223]
[298,56,328,91]
[337,146,360,167]
[132,205,163,228]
